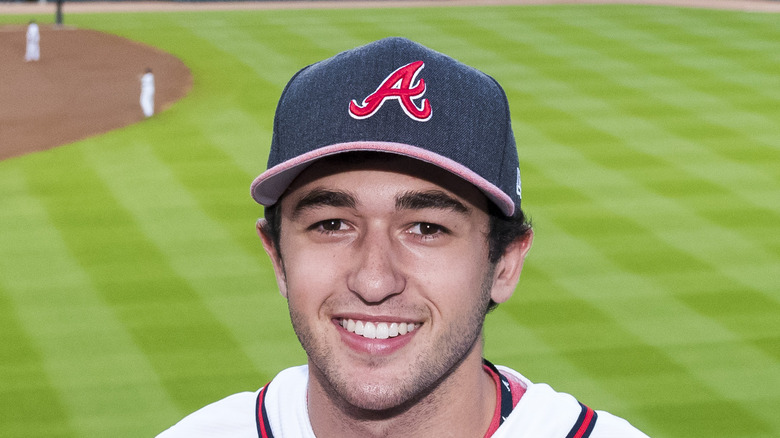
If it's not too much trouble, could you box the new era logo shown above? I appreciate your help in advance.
[349,61,432,122]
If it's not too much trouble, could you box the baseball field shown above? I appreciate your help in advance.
[1,2,779,437]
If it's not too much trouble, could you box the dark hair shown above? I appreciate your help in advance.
[262,202,283,253]
[486,203,532,264]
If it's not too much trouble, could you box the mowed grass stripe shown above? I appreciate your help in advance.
[86,115,305,378]
[484,308,639,416]
[488,7,780,186]
[496,8,780,219]
[0,282,74,438]
[530,217,778,436]
[0,163,181,436]
[523,15,780,298]
[166,13,299,178]
[505,266,754,436]
[645,8,780,76]
[561,9,780,182]
[173,11,323,89]
[589,7,780,99]
[17,144,264,421]
[507,170,778,436]
[486,14,780,292]
[516,106,778,344]
[517,123,780,432]
[514,117,780,420]
[262,9,371,56]
[504,198,777,436]
[146,14,280,180]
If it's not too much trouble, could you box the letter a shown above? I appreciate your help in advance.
[349,61,432,121]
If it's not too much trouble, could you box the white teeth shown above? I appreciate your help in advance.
[363,322,377,339]
[376,323,389,339]
[341,319,417,340]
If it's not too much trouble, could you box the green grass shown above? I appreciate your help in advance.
[1,4,779,437]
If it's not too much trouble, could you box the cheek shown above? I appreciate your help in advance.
[408,240,492,301]
[280,240,343,298]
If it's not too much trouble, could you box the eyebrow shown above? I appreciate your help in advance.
[395,190,469,214]
[291,188,357,219]
[290,188,470,219]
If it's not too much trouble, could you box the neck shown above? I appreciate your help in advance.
[307,352,496,438]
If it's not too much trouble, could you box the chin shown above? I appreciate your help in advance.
[341,384,416,414]
[340,370,447,415]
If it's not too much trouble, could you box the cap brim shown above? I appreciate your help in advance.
[250,141,514,216]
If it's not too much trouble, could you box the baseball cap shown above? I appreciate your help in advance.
[250,37,522,216]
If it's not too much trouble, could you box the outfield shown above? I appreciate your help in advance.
[1,4,779,437]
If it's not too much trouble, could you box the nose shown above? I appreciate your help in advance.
[347,227,406,303]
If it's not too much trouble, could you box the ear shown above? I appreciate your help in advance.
[490,230,534,304]
[257,218,289,298]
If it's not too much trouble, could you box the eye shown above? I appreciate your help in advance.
[408,222,447,236]
[312,219,348,233]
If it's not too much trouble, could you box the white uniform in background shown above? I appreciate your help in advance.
[140,70,155,117]
[25,22,40,62]
[157,365,650,438]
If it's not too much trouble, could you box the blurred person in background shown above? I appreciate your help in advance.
[140,67,155,117]
[25,20,40,62]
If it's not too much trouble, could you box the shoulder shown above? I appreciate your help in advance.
[156,391,260,438]
[155,365,310,438]
[591,410,650,438]
[494,365,649,438]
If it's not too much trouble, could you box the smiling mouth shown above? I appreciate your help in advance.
[339,318,417,340]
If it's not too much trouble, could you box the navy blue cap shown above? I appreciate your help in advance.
[251,37,521,216]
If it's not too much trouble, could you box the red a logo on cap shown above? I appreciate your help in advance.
[349,61,432,122]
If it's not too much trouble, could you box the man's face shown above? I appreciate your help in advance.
[264,154,502,412]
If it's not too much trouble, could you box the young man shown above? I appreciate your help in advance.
[25,20,40,62]
[158,37,649,438]
[140,67,155,118]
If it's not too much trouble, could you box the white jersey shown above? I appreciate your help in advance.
[26,23,40,43]
[157,365,649,438]
[141,72,155,94]
[140,72,155,117]
[25,23,40,62]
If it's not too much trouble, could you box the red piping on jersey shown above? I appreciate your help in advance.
[565,403,598,438]
[484,362,526,437]
[255,384,274,438]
